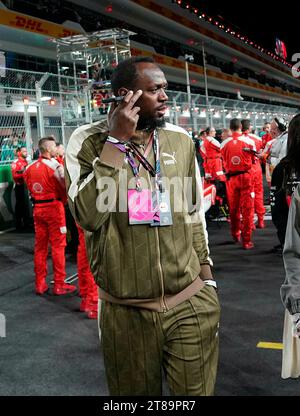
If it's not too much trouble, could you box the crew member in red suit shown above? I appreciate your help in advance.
[56,143,65,166]
[261,122,273,150]
[77,225,98,319]
[198,130,207,174]
[221,119,256,249]
[241,119,266,229]
[24,137,77,295]
[260,122,273,175]
[11,147,30,230]
[54,144,98,316]
[203,127,225,182]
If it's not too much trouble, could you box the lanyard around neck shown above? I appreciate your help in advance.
[107,131,162,190]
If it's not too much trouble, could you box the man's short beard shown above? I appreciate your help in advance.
[137,116,166,131]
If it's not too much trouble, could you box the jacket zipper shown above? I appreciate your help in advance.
[146,170,168,313]
[154,227,168,313]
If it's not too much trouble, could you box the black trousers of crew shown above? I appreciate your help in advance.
[14,184,30,229]
[271,201,288,246]
[100,285,220,396]
[270,163,289,247]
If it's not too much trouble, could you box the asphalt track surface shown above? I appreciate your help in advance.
[0,216,299,397]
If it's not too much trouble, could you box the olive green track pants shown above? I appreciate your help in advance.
[99,285,220,396]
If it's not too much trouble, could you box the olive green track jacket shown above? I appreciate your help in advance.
[65,120,213,303]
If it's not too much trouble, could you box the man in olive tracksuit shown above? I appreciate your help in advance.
[65,57,220,396]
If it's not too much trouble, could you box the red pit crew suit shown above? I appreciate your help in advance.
[221,133,255,246]
[203,136,225,181]
[11,156,28,185]
[248,134,266,227]
[199,141,207,173]
[262,132,273,151]
[77,224,98,319]
[56,155,64,166]
[11,156,29,229]
[24,157,73,294]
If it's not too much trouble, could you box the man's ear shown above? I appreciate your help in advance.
[118,88,128,97]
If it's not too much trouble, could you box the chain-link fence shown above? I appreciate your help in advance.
[166,90,298,132]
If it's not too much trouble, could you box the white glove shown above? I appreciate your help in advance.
[292,313,300,338]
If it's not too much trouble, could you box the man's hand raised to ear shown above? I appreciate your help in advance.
[109,89,143,141]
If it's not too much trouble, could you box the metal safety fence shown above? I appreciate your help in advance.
[0,67,298,163]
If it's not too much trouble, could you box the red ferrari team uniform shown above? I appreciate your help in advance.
[221,132,256,247]
[203,136,225,181]
[261,132,273,151]
[248,133,265,227]
[11,156,28,185]
[55,155,97,316]
[77,225,98,319]
[24,157,75,294]
[56,155,64,166]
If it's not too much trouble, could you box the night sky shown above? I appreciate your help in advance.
[178,1,298,60]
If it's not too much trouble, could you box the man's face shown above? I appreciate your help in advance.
[131,63,168,130]
[221,130,229,141]
[270,120,280,139]
[57,144,64,157]
[20,148,27,158]
[47,141,57,157]
[264,123,271,133]
[210,128,216,137]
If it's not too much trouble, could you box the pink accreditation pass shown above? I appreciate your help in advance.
[128,189,159,225]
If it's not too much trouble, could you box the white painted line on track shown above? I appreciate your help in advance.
[0,228,15,234]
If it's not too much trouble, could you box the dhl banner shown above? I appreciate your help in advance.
[0,8,82,38]
[131,0,292,78]
[131,47,300,101]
